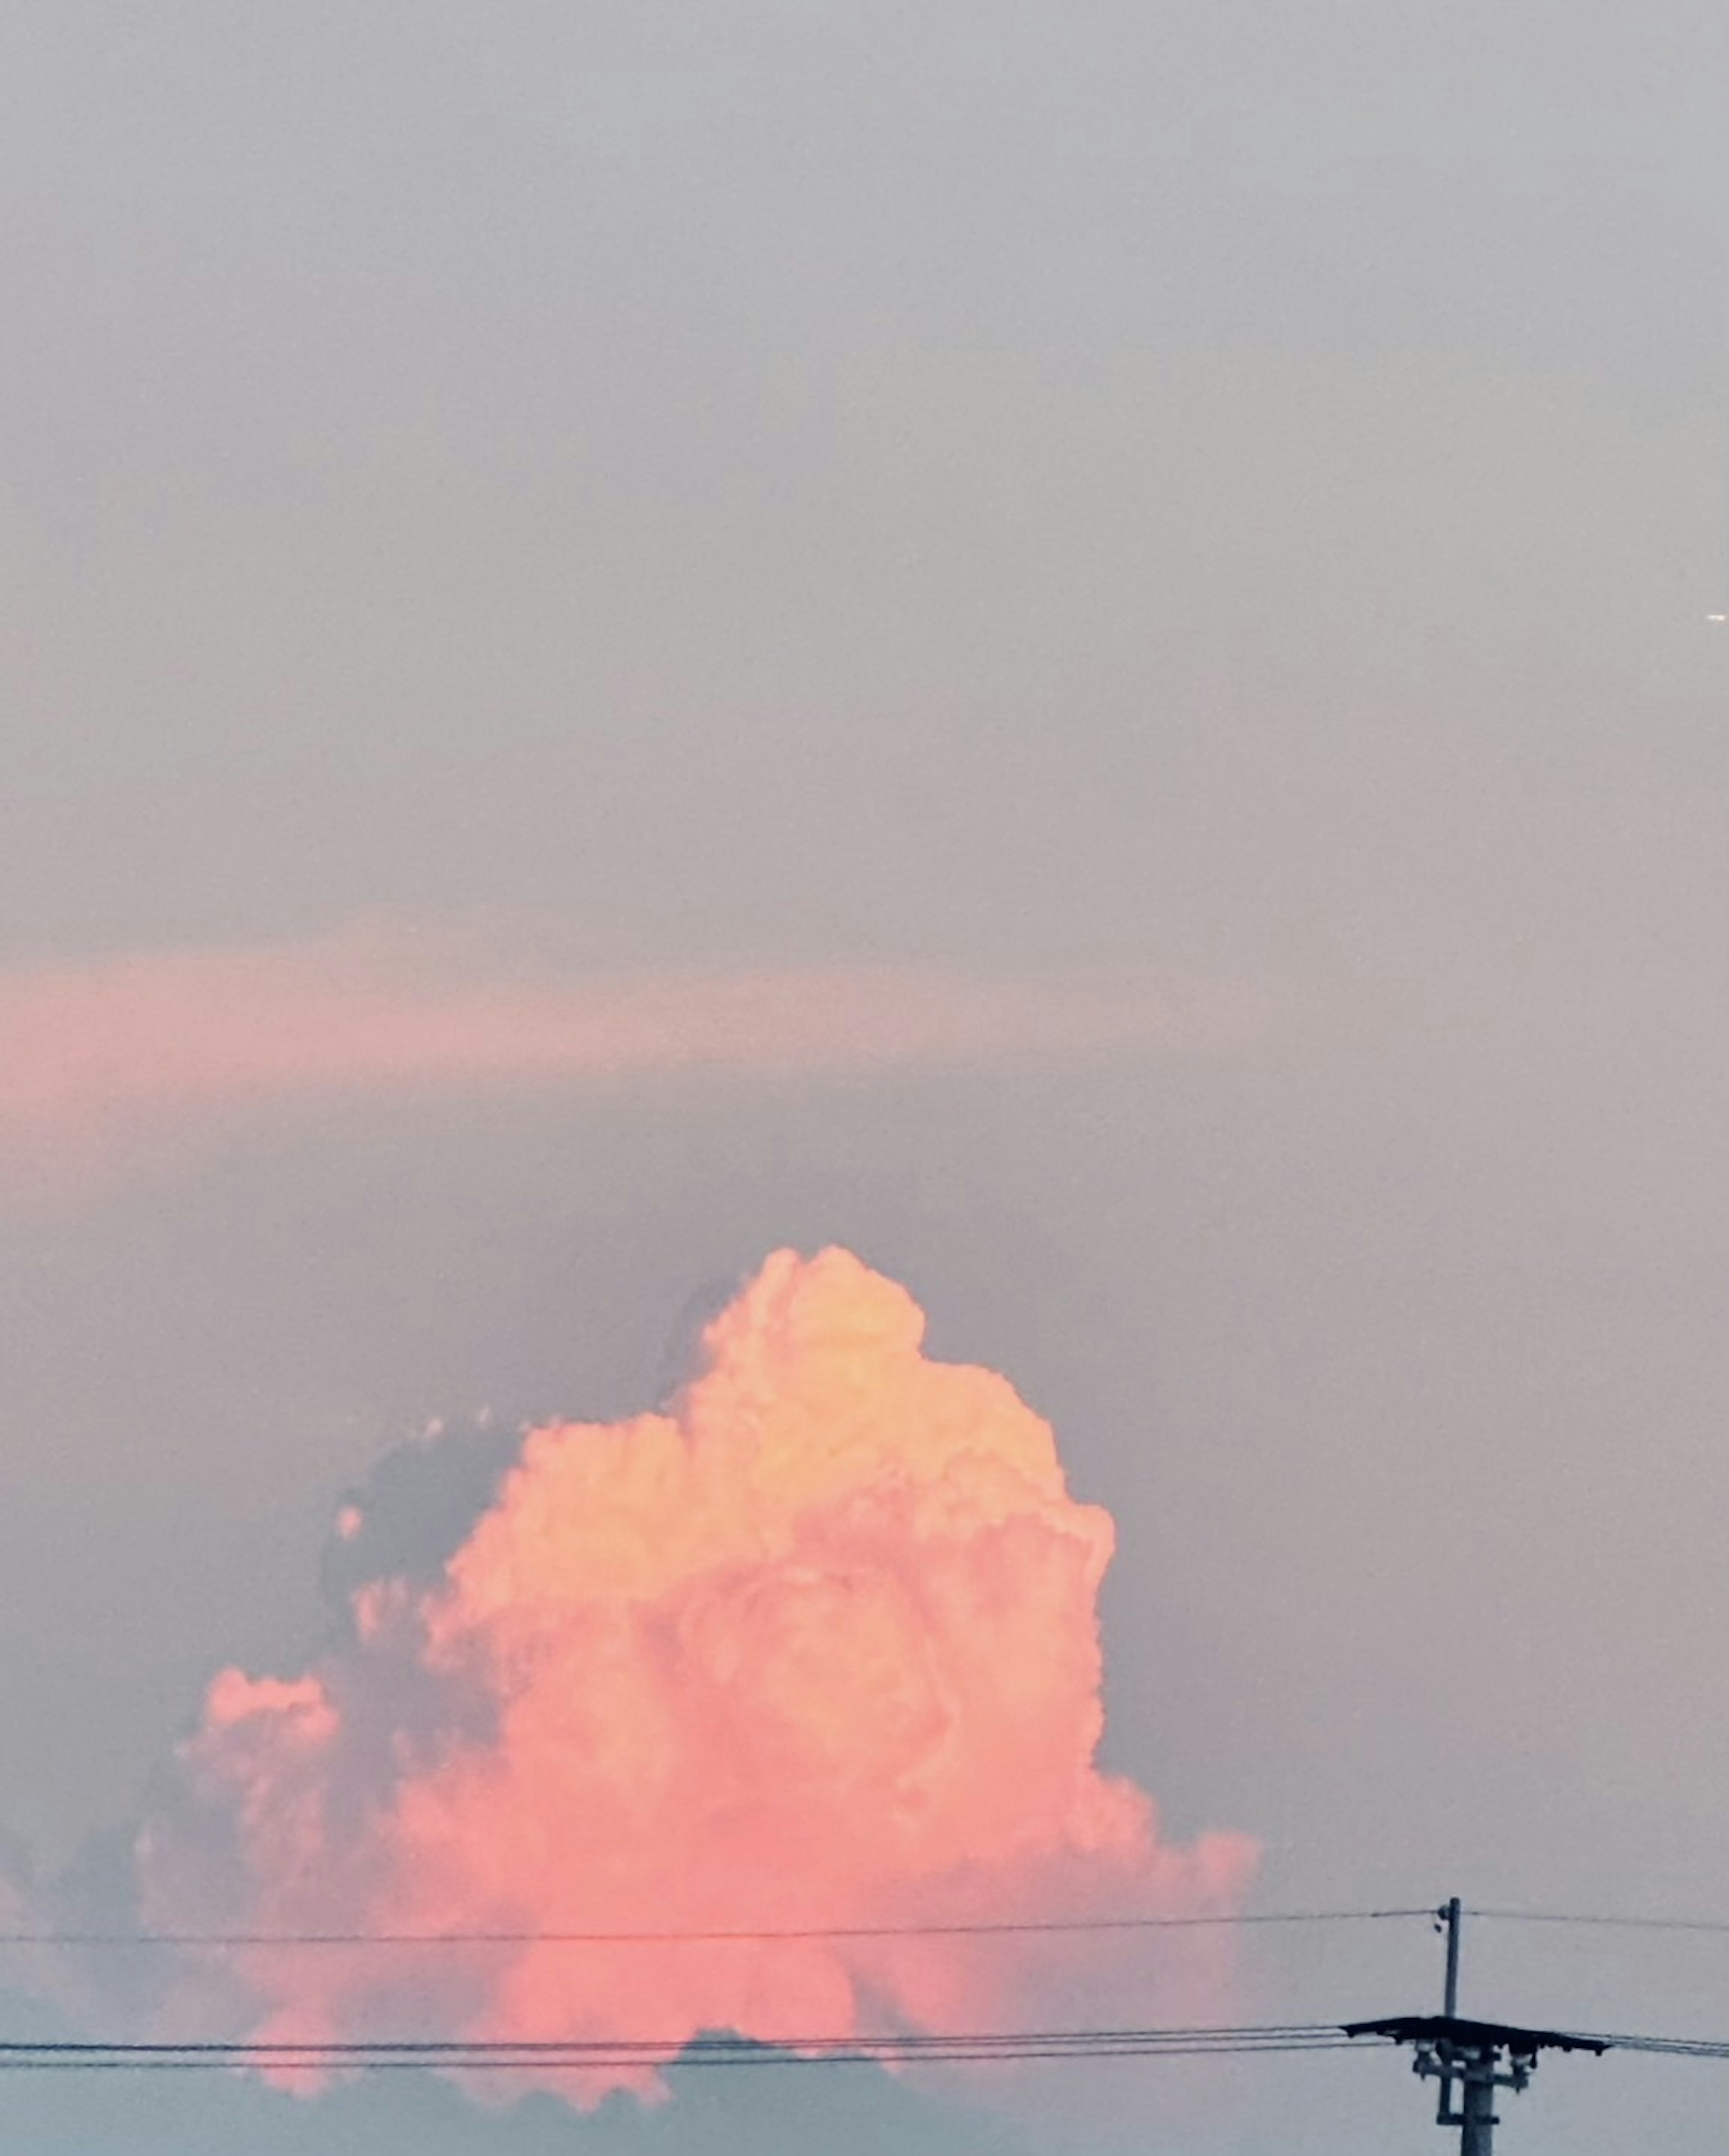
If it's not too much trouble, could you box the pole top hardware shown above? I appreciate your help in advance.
[1344,2016,1607,2060]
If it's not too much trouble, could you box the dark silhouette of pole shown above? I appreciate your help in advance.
[1461,2050,1497,2156]
[1440,1895,1494,2156]
[1438,1896,1462,2125]
[1443,1897,1462,2016]
[1344,1898,1604,2151]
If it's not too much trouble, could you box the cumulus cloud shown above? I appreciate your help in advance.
[129,1250,1256,2106]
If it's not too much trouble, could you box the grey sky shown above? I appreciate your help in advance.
[1,4,1727,2151]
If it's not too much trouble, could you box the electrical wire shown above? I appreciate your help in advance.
[0,1907,1432,1950]
[38,1901,1729,2084]
[26,2017,1729,2077]
[0,2023,1383,2074]
[1574,2032,1729,2060]
[1471,1907,1729,1938]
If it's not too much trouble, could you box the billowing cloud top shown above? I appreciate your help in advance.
[137,1250,1256,2103]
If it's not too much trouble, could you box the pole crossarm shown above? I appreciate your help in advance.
[1348,1902,1605,2156]
[1344,2009,1607,2155]
[1343,2015,1608,2061]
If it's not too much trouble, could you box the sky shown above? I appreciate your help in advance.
[1,2,1728,2149]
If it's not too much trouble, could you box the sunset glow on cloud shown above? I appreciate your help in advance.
[135,1250,1257,2105]
[0,918,1266,1200]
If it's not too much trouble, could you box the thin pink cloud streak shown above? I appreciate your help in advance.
[0,918,1269,1190]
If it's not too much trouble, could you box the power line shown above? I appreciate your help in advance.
[10,2001,1729,2090]
[0,2023,1382,2074]
[34,1896,1729,2115]
[0,2047,1384,2074]
[1471,1907,1729,1938]
[19,2014,1729,2079]
[29,1902,1729,1952]
[1575,2030,1729,2060]
[0,1907,1431,1950]
[0,2021,1350,2053]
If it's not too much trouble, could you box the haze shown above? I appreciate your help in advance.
[1,5,1726,2151]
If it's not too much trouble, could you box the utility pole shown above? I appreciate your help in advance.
[1437,1896,1462,2128]
[1344,1898,1605,2153]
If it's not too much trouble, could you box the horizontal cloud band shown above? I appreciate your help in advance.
[0,917,1267,1191]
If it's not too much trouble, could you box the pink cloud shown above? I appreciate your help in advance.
[137,1250,1256,2106]
[0,917,1269,1198]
